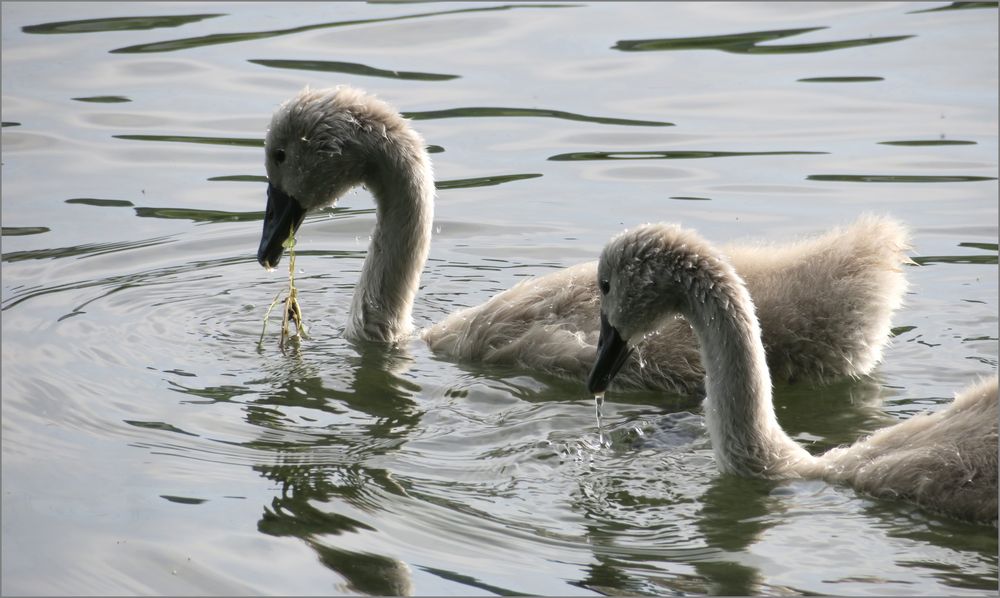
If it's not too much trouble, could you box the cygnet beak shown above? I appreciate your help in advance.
[588,311,633,394]
[257,182,306,269]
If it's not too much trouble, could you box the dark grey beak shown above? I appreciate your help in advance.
[587,311,633,394]
[257,182,307,269]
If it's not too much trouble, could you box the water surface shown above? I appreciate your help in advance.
[2,2,997,595]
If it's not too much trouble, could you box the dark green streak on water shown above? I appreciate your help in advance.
[615,27,824,52]
[912,255,998,265]
[798,76,884,83]
[549,150,825,161]
[404,107,672,127]
[109,4,574,53]
[208,175,268,183]
[2,122,21,127]
[614,27,913,54]
[959,242,998,251]
[114,134,263,148]
[124,420,199,436]
[205,172,536,189]
[671,196,712,201]
[160,495,208,505]
[23,14,224,34]
[66,198,136,207]
[1,246,255,314]
[115,137,437,152]
[878,139,977,146]
[890,325,917,337]
[435,173,542,190]
[1,237,173,264]
[808,174,997,183]
[72,95,132,103]
[134,207,262,223]
[167,379,256,403]
[908,2,998,13]
[309,545,415,596]
[1,226,50,236]
[249,59,459,81]
[419,566,522,596]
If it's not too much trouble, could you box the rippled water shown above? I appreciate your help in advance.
[2,2,998,595]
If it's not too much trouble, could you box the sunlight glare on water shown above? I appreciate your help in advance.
[1,1,997,595]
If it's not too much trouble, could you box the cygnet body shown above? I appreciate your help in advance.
[587,222,997,523]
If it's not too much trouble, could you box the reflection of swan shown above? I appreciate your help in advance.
[258,86,909,393]
[588,223,998,523]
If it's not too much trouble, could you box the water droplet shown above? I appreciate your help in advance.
[594,393,609,448]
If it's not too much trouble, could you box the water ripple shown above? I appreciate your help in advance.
[908,2,998,14]
[113,134,263,148]
[797,76,885,83]
[248,59,459,82]
[614,26,914,54]
[807,174,997,183]
[205,172,542,190]
[108,4,577,54]
[405,107,672,127]
[549,150,826,161]
[22,13,224,34]
[71,95,132,103]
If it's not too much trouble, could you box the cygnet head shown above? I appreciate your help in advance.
[258,85,423,268]
[587,223,740,393]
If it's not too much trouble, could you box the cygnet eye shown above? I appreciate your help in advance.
[599,279,610,295]
[273,148,286,164]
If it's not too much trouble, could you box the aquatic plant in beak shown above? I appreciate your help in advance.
[259,225,308,353]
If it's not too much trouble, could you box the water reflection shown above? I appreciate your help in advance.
[416,566,520,595]
[0,236,175,267]
[248,58,459,82]
[549,150,826,161]
[434,173,542,190]
[693,476,778,596]
[147,343,424,592]
[772,377,897,449]
[908,2,999,14]
[878,139,978,146]
[243,345,421,593]
[808,174,997,183]
[403,106,672,127]
[797,76,885,83]
[133,206,262,223]
[255,458,415,595]
[71,95,132,103]
[22,13,224,34]
[1,226,50,236]
[614,26,913,54]
[103,4,576,54]
[113,134,263,148]
[205,172,543,191]
[66,197,136,207]
[565,376,912,595]
[912,254,997,265]
[866,504,1000,590]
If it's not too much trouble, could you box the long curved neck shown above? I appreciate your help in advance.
[685,270,812,477]
[346,142,434,344]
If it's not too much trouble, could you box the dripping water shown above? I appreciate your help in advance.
[594,392,610,448]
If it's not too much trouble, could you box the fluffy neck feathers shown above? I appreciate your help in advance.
[675,249,813,476]
[345,130,435,344]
